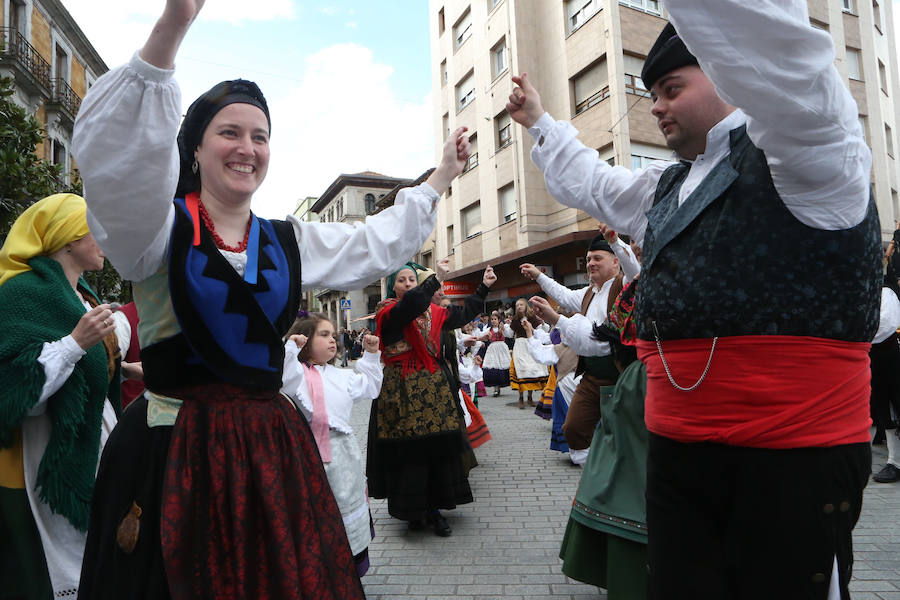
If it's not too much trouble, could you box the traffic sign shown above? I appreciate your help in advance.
[340,299,351,310]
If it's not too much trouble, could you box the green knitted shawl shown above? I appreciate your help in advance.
[0,256,109,531]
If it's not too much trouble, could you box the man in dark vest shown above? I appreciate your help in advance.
[519,226,638,465]
[507,2,880,598]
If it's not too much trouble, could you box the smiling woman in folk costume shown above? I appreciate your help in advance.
[0,194,122,599]
[367,259,496,537]
[70,1,470,597]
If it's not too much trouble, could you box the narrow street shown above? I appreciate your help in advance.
[351,386,900,600]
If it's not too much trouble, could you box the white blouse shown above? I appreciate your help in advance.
[280,341,383,435]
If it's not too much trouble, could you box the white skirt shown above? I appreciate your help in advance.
[322,429,371,556]
[511,337,549,380]
[483,340,511,370]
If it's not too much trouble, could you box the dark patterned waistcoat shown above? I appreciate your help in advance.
[634,125,881,342]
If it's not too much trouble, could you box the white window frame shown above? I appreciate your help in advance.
[51,33,73,85]
[464,133,479,172]
[456,71,475,112]
[461,201,482,239]
[842,0,854,13]
[619,0,661,16]
[886,122,894,157]
[498,183,516,223]
[846,48,862,81]
[454,8,473,50]
[4,0,32,41]
[566,0,599,34]
[573,59,609,116]
[491,38,508,80]
[495,111,511,151]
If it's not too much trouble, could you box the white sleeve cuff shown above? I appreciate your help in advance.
[527,112,556,144]
[59,335,87,363]
[130,50,176,82]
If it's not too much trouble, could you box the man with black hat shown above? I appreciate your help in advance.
[507,1,879,598]
[520,226,638,465]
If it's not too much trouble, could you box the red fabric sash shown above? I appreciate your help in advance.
[637,336,872,449]
[376,301,450,376]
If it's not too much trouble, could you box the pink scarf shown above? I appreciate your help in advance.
[302,362,332,463]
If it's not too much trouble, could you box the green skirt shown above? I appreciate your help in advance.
[559,518,647,599]
[0,486,52,600]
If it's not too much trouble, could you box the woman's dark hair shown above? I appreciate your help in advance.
[285,312,336,364]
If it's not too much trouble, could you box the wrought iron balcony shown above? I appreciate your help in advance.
[0,28,52,95]
[48,77,81,119]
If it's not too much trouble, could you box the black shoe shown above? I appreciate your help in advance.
[873,463,900,483]
[407,519,426,531]
[427,512,452,537]
[493,389,501,397]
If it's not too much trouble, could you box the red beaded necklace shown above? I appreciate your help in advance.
[197,200,252,253]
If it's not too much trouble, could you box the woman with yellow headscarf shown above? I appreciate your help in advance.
[0,194,122,599]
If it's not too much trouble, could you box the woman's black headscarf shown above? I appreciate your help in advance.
[175,79,271,197]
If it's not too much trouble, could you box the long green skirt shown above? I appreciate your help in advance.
[559,518,647,598]
[0,486,52,600]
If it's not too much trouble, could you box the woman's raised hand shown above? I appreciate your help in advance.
[425,128,471,196]
[435,258,451,283]
[289,334,308,349]
[483,265,497,288]
[141,0,206,69]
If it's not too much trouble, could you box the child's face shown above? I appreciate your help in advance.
[462,323,473,334]
[490,315,500,327]
[309,320,337,365]
[515,299,527,315]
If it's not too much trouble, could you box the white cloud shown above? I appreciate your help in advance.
[254,43,435,219]
[198,0,295,24]
[318,6,339,16]
[59,1,296,65]
[345,21,358,29]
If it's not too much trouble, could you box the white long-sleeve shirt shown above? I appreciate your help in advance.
[34,306,131,416]
[528,0,869,248]
[535,238,639,358]
[72,52,440,288]
[280,342,383,435]
[874,288,900,344]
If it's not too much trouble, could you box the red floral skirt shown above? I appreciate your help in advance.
[160,383,364,600]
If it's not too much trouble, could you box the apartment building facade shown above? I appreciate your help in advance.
[311,171,412,330]
[429,0,900,300]
[1,0,106,181]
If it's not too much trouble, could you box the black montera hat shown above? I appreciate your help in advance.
[640,23,699,91]
[589,234,613,254]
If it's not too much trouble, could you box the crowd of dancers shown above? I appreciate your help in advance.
[0,1,892,599]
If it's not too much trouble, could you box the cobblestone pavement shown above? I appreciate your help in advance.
[350,386,900,599]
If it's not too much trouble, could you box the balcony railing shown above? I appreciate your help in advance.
[50,77,81,117]
[0,28,52,91]
[574,85,610,116]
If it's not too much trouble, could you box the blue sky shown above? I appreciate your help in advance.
[60,1,437,218]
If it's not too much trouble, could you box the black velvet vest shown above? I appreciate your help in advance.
[634,125,881,343]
